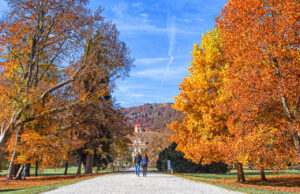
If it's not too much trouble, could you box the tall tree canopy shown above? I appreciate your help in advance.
[0,0,134,179]
[169,28,228,165]
[217,0,299,170]
[170,26,296,182]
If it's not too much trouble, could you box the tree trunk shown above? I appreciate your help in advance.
[260,167,267,181]
[279,94,300,171]
[7,152,16,180]
[25,163,30,177]
[13,164,19,177]
[15,165,23,180]
[85,152,93,174]
[35,161,38,176]
[291,129,300,171]
[0,130,9,162]
[77,155,82,175]
[236,162,245,183]
[64,152,70,175]
[7,126,21,180]
[0,150,6,164]
[64,162,69,175]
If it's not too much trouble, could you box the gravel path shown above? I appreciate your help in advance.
[44,169,241,194]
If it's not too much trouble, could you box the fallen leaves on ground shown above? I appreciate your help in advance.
[0,173,113,191]
[179,174,300,193]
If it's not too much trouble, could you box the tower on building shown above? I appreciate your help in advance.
[134,115,143,133]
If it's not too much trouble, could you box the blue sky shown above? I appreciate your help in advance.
[0,0,227,108]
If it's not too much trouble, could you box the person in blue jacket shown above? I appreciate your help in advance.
[134,152,142,176]
[22,164,28,181]
[141,153,149,177]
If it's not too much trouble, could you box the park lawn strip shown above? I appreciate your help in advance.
[2,179,83,194]
[147,167,158,171]
[176,173,300,194]
[0,166,129,176]
[0,172,115,193]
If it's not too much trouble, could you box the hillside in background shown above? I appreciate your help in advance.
[121,103,184,132]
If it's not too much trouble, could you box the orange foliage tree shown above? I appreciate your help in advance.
[6,17,133,177]
[217,0,300,170]
[0,0,133,179]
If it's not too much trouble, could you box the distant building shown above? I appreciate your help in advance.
[129,115,156,157]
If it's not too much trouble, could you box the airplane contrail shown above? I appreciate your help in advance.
[166,14,176,76]
[158,14,176,95]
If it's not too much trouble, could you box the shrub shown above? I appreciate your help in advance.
[156,143,227,173]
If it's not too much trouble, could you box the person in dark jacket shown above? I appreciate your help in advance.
[141,153,149,177]
[134,152,142,176]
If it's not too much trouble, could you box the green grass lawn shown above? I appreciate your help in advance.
[177,169,300,194]
[147,167,158,171]
[0,166,84,176]
[0,166,129,176]
[182,169,299,180]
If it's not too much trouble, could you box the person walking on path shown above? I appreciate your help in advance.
[22,164,28,181]
[134,152,142,176]
[142,153,149,177]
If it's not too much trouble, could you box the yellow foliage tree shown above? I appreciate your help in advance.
[169,28,228,165]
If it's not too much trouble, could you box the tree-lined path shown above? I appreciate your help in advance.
[44,169,240,194]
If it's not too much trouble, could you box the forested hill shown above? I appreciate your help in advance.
[121,103,184,132]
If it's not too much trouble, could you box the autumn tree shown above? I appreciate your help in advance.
[105,107,133,170]
[9,19,134,173]
[69,21,132,174]
[169,27,294,182]
[217,0,300,170]
[0,0,134,179]
[169,28,229,167]
[146,129,173,166]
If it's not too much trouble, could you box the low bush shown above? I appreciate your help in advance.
[156,143,227,173]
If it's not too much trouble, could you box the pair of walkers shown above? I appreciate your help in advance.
[134,152,148,177]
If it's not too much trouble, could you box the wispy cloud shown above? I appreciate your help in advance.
[116,23,165,33]
[140,13,148,18]
[110,1,128,18]
[135,57,169,66]
[131,2,144,12]
[132,66,187,80]
[117,83,153,93]
[116,22,196,35]
[106,1,196,35]
[131,93,144,98]
[114,82,157,107]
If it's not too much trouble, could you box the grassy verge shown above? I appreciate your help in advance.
[0,168,120,193]
[1,179,87,194]
[0,166,129,176]
[147,167,158,171]
[175,170,300,194]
